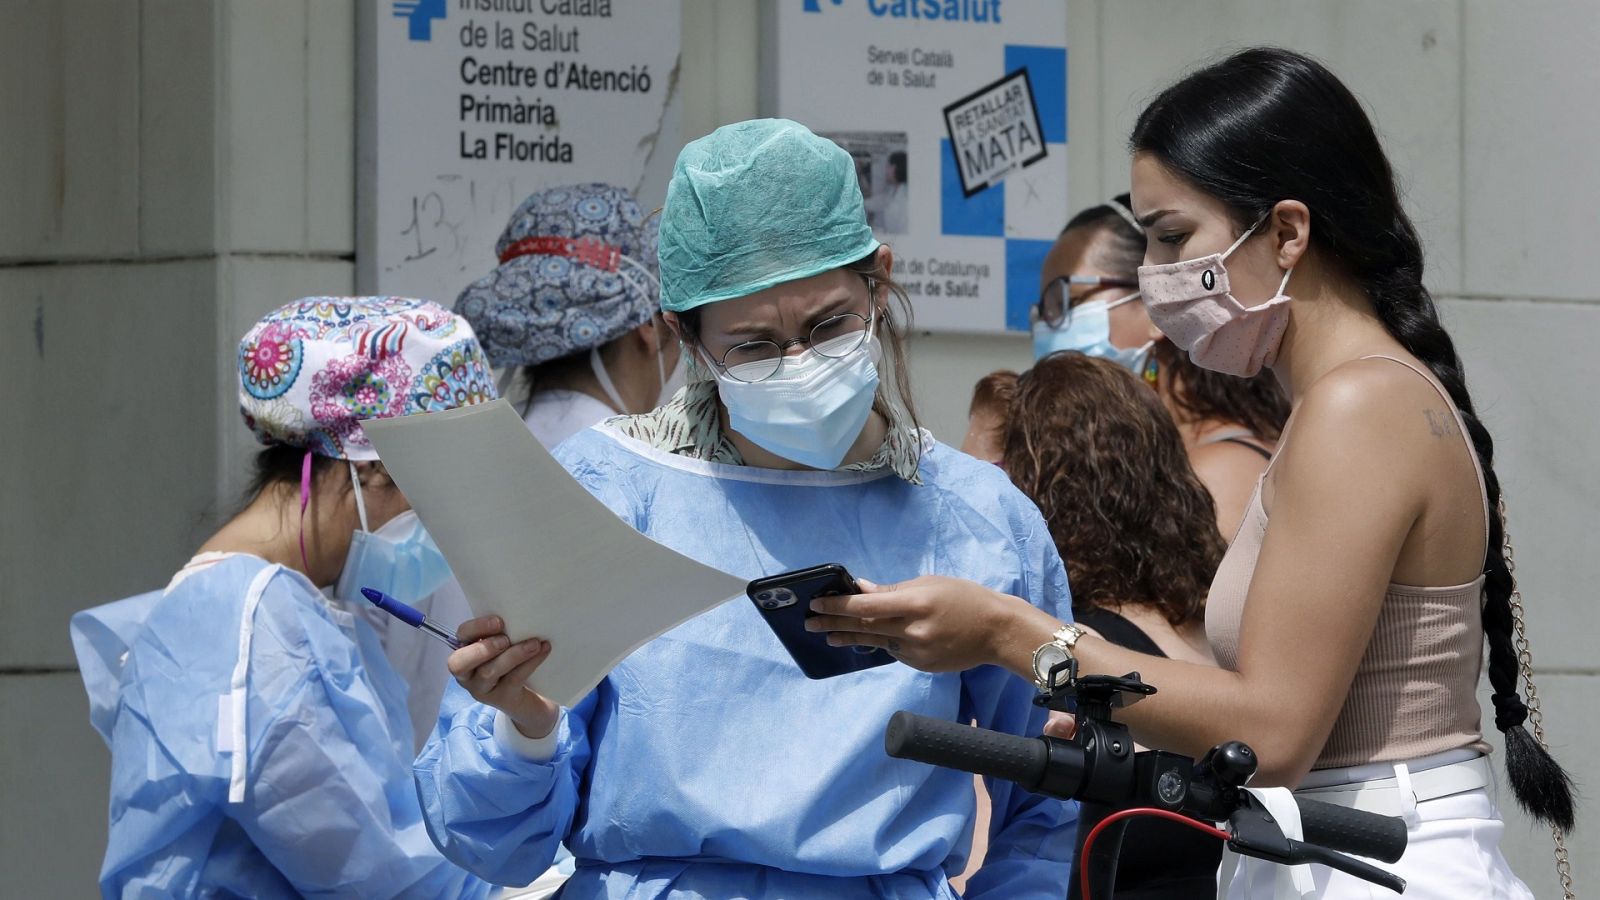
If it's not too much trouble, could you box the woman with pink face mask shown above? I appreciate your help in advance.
[1025,193,1289,537]
[810,48,1572,898]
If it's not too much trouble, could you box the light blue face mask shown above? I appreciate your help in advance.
[712,333,882,470]
[1031,292,1153,376]
[333,482,455,606]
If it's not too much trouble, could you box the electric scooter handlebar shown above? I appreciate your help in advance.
[1292,797,1408,865]
[885,711,1409,868]
[884,708,1086,798]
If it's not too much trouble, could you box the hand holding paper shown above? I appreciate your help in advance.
[448,616,559,739]
[363,399,747,708]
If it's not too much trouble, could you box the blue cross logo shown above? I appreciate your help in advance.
[393,0,446,41]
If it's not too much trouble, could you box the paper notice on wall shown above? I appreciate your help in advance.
[364,400,746,707]
[358,0,682,308]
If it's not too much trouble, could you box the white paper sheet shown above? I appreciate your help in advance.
[363,399,746,707]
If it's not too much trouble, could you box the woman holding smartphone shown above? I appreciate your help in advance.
[810,49,1571,897]
[413,118,1075,899]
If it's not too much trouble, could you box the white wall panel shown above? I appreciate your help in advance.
[1462,0,1600,301]
[307,0,358,254]
[140,0,219,256]
[223,0,310,252]
[0,675,110,898]
[0,0,141,259]
[0,261,220,668]
[1442,298,1600,671]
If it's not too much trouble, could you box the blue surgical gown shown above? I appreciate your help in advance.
[415,428,1078,898]
[70,555,492,899]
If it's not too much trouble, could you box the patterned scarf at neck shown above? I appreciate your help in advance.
[606,381,923,484]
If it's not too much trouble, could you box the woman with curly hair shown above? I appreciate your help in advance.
[990,351,1227,895]
[1005,353,1224,667]
[959,369,1019,463]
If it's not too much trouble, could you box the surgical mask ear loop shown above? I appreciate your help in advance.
[616,254,660,306]
[1105,292,1157,361]
[1220,217,1264,262]
[598,253,667,412]
[590,345,629,413]
[862,283,908,433]
[651,319,668,400]
[347,460,370,533]
[1219,216,1294,304]
[691,343,720,383]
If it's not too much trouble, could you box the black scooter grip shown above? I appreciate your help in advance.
[885,711,1048,789]
[1295,797,1409,864]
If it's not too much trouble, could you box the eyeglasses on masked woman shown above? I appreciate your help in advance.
[1032,275,1139,329]
[703,277,882,383]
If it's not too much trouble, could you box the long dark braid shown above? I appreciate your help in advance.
[1132,46,1574,830]
[1367,225,1574,832]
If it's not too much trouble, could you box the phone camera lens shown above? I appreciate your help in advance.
[754,587,797,610]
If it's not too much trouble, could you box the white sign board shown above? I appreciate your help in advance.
[359,0,682,306]
[762,1,1068,333]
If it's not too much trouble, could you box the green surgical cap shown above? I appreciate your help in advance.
[658,118,882,313]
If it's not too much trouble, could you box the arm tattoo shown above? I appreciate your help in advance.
[1425,409,1458,438]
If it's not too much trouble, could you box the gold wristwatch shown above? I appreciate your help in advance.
[1031,624,1085,691]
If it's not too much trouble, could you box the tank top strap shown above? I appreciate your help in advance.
[1358,355,1492,560]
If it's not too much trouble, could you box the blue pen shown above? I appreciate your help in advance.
[360,587,462,650]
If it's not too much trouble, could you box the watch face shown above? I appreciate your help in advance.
[1034,644,1070,687]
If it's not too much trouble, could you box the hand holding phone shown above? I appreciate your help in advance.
[747,564,896,679]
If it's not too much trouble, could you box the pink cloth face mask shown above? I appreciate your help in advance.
[1137,218,1293,377]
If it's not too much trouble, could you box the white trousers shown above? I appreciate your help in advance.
[1228,778,1533,898]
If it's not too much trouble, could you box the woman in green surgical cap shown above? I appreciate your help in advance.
[414,118,1078,900]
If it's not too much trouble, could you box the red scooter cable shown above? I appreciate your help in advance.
[1079,807,1231,900]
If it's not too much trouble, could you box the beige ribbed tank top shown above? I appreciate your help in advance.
[1205,356,1492,770]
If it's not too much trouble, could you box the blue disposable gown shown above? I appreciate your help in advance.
[416,427,1078,898]
[70,555,492,899]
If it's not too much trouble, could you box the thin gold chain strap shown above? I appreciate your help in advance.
[1499,497,1575,899]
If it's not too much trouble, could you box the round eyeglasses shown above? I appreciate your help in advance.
[709,283,880,384]
[1033,275,1139,328]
